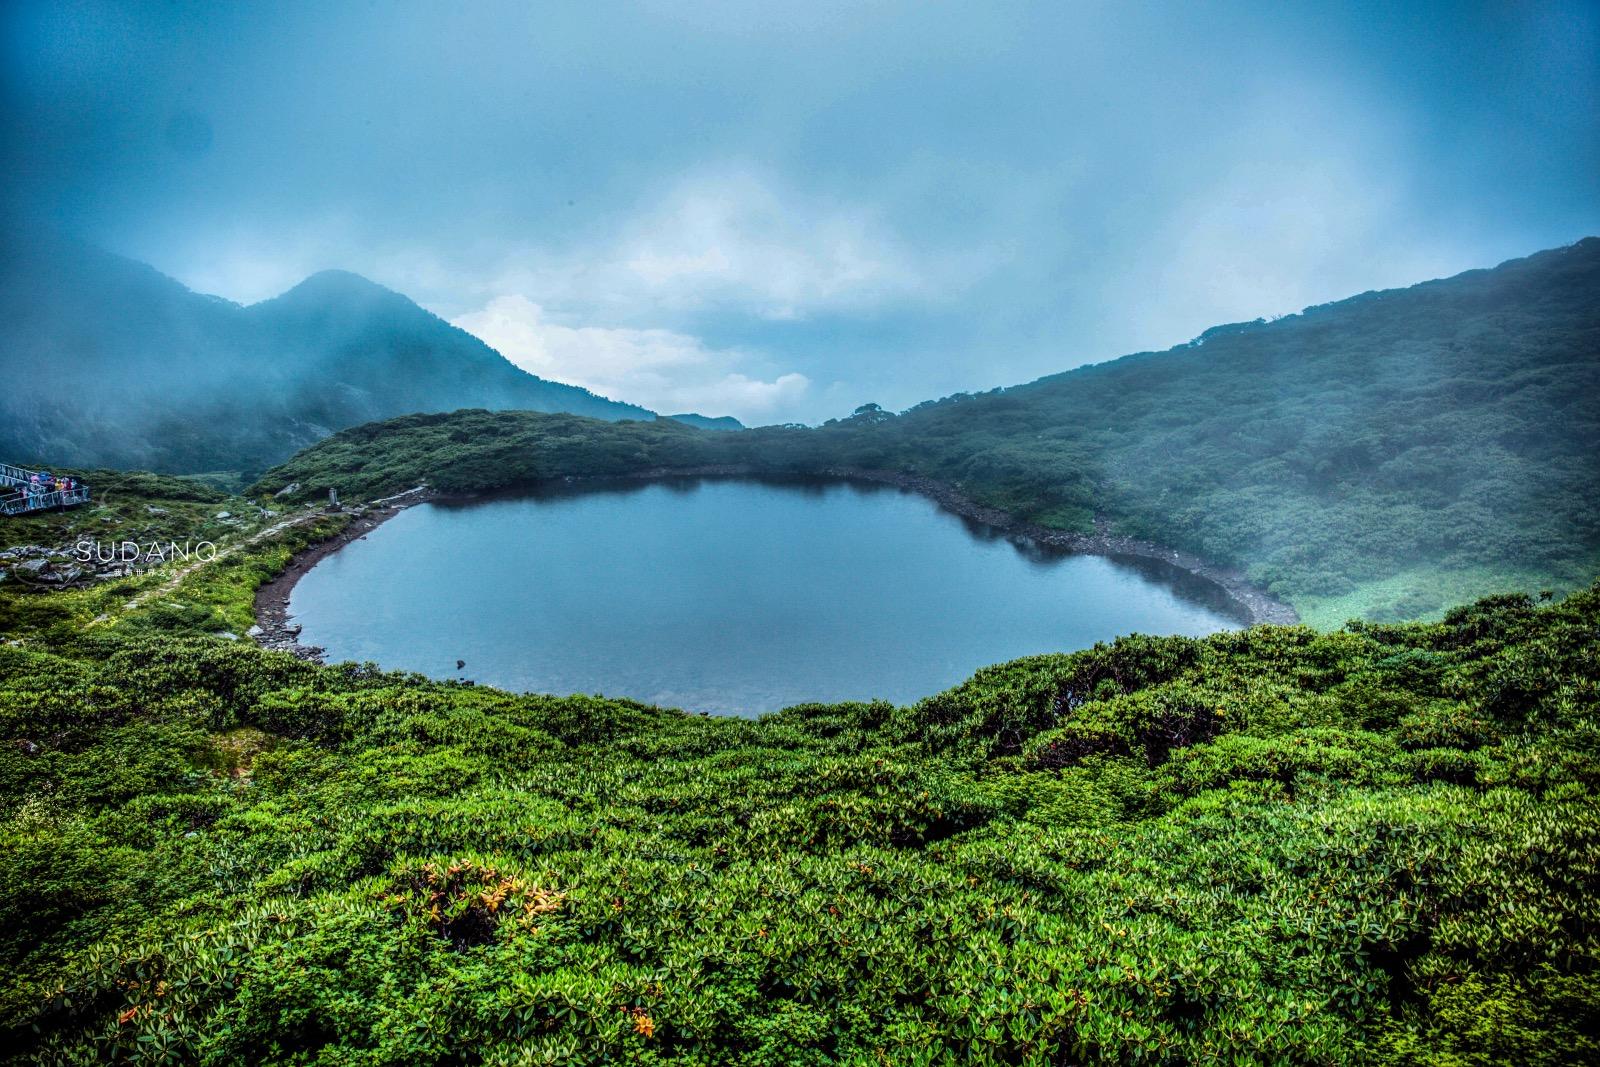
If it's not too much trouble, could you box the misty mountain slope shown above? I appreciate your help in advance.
[243,270,651,427]
[0,233,653,473]
[864,237,1600,619]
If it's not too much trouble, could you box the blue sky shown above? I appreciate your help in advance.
[4,0,1596,423]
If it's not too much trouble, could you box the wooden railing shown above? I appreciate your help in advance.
[0,462,38,487]
[1,487,91,515]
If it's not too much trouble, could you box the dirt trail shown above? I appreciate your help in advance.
[125,507,329,609]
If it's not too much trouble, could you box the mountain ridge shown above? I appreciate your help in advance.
[0,232,655,474]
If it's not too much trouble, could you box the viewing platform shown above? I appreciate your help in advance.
[1,462,91,516]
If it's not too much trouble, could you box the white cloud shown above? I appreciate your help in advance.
[491,167,954,323]
[446,171,943,421]
[165,221,357,305]
[166,169,959,324]
[454,294,810,421]
[1079,91,1483,361]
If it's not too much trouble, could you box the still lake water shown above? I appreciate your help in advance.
[290,478,1243,715]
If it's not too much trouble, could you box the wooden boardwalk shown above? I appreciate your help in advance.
[1,462,91,516]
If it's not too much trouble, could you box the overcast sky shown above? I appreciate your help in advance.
[4,1,1596,423]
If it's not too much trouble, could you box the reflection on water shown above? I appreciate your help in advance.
[291,477,1243,716]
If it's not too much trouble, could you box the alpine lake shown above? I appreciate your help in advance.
[289,478,1245,716]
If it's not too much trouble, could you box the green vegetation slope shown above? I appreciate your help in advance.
[869,238,1600,623]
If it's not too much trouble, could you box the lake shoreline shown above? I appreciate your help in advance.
[251,486,433,660]
[817,467,1300,626]
[250,468,1295,661]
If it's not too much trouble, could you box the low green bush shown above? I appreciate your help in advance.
[2,585,1598,1063]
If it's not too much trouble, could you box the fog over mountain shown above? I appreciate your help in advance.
[3,1,1595,423]
[0,231,652,473]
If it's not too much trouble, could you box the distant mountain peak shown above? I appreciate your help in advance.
[268,268,408,306]
[0,239,657,472]
[303,267,374,282]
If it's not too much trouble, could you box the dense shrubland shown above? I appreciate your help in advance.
[256,239,1600,625]
[3,582,1597,1063]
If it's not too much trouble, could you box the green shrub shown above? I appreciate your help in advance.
[3,584,1599,1064]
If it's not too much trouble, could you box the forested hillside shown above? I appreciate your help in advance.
[867,238,1600,622]
[257,239,1600,624]
[0,231,652,475]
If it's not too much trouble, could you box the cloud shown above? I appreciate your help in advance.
[18,0,1597,435]
[491,167,962,324]
[617,170,925,318]
[453,293,810,420]
[159,219,358,306]
[1070,90,1486,362]
[161,170,943,322]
